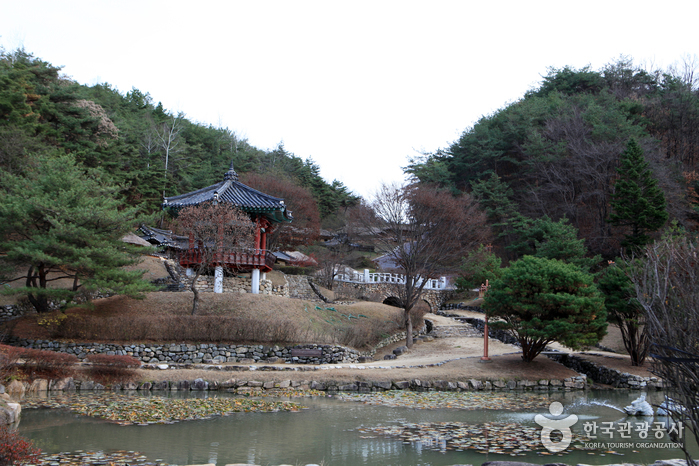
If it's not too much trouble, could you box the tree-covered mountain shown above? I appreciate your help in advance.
[0,48,359,226]
[406,57,699,259]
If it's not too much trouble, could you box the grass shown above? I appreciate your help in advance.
[5,292,405,350]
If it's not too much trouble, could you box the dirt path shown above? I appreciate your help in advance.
[135,312,624,385]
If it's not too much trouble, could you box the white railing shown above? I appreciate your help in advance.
[334,269,453,290]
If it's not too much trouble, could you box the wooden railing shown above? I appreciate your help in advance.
[178,248,275,271]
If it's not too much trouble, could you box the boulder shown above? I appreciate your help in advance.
[5,380,25,399]
[28,379,49,392]
[0,400,21,425]
[51,377,76,391]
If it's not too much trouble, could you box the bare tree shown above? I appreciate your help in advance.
[155,112,186,193]
[365,183,491,348]
[625,234,699,462]
[176,202,255,315]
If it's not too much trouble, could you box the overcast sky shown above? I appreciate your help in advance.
[1,1,697,198]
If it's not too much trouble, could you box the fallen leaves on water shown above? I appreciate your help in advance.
[22,393,305,425]
[359,421,589,456]
[336,391,551,411]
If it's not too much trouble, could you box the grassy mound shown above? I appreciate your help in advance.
[6,292,404,350]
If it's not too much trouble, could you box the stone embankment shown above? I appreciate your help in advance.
[546,353,665,389]
[437,308,664,390]
[7,338,361,365]
[7,371,589,394]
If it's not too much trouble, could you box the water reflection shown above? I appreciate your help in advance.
[17,390,696,466]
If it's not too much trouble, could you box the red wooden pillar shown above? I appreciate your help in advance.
[254,218,261,251]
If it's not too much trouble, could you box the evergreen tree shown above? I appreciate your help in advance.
[597,262,649,366]
[483,256,607,362]
[0,153,155,313]
[608,138,668,252]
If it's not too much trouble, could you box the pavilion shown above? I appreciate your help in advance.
[163,162,292,294]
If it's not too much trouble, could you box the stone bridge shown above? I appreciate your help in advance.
[333,270,455,312]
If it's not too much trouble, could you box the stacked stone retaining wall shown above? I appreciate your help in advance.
[12,373,589,393]
[7,338,360,365]
[284,275,319,300]
[546,353,665,389]
[437,309,665,390]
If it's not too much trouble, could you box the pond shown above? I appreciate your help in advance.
[17,390,697,466]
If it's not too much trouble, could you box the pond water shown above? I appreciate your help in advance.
[18,390,697,466]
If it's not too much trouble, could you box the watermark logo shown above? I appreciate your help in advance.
[535,402,686,453]
[535,401,578,453]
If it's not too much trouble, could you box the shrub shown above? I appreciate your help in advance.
[0,426,40,466]
[0,345,23,382]
[20,348,77,379]
[86,354,141,384]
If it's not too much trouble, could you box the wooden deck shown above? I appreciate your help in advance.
[178,249,275,272]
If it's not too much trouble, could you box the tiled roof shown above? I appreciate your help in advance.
[162,163,292,224]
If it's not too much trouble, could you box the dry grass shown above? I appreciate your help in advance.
[5,292,404,350]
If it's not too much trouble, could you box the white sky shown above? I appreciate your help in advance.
[1,0,697,198]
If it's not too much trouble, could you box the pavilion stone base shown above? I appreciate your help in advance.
[181,275,290,297]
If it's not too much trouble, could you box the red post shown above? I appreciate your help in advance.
[481,315,491,362]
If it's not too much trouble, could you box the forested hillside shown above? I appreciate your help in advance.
[0,48,358,233]
[406,58,699,259]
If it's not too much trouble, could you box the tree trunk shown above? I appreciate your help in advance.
[405,310,413,348]
[191,269,201,315]
[25,265,50,314]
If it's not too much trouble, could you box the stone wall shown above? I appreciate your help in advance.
[0,305,24,323]
[8,338,360,365]
[437,310,665,390]
[547,353,665,389]
[12,373,590,393]
[284,275,320,300]
[177,274,289,297]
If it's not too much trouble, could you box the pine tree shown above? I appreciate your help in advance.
[608,139,668,252]
[0,152,155,313]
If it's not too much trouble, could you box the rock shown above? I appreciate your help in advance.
[373,381,392,390]
[80,381,95,391]
[5,380,25,399]
[393,346,408,355]
[193,378,209,390]
[392,381,410,389]
[123,381,138,390]
[221,378,237,389]
[276,380,291,388]
[28,379,49,392]
[51,377,76,391]
[0,400,21,425]
[309,381,326,390]
[153,381,169,390]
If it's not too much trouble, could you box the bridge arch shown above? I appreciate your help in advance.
[333,281,454,313]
